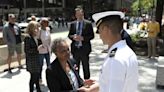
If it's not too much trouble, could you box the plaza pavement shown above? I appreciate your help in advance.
[0,27,164,92]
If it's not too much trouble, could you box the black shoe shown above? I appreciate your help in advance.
[4,68,13,73]
[8,69,12,74]
[37,90,42,92]
[18,65,23,69]
[37,89,42,92]
[101,49,108,53]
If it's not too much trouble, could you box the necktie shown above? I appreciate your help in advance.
[75,21,82,48]
[77,22,81,35]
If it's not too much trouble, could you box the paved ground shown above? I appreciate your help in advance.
[0,27,164,92]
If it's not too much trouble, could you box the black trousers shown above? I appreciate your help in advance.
[73,49,90,79]
[29,72,41,92]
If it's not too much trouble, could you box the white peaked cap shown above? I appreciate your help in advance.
[92,11,125,23]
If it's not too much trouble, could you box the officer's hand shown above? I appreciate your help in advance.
[78,86,90,92]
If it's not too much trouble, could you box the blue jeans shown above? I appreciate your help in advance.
[39,53,50,79]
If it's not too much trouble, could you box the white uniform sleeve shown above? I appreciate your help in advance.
[100,58,126,92]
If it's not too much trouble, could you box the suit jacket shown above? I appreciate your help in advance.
[68,20,94,55]
[24,35,40,73]
[121,29,133,49]
[46,58,84,92]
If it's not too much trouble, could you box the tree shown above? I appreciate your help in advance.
[131,0,155,16]
[155,0,164,36]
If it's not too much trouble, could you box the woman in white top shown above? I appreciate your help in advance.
[38,18,51,84]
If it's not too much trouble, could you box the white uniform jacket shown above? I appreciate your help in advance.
[99,40,138,92]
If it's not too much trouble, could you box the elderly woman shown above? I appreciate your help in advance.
[24,21,41,92]
[46,38,84,92]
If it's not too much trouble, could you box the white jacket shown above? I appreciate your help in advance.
[38,27,51,54]
[99,40,138,92]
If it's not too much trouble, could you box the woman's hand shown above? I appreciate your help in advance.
[84,79,95,87]
[38,44,45,51]
[78,79,96,92]
[38,44,44,48]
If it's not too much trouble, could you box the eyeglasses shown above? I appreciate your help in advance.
[57,48,70,54]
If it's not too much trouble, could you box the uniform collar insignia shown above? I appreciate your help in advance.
[109,48,117,57]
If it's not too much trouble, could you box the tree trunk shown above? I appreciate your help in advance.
[155,0,164,36]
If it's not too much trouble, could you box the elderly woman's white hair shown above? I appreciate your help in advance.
[51,38,67,53]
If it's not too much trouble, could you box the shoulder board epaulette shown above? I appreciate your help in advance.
[109,48,117,57]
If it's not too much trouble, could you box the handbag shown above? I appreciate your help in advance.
[37,30,42,45]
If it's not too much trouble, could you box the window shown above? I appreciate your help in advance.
[49,0,53,3]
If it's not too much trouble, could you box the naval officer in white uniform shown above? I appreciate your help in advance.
[78,11,138,92]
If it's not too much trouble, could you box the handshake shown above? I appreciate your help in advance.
[77,79,99,92]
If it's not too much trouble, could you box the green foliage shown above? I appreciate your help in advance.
[131,0,156,14]
[130,33,140,42]
[130,30,148,43]
[131,1,139,11]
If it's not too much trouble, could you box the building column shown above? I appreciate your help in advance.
[24,0,27,19]
[42,0,45,16]
[115,0,120,10]
[62,0,65,8]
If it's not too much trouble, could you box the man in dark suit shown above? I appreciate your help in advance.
[121,29,133,50]
[68,7,94,79]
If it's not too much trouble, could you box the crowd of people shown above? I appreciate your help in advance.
[2,5,152,92]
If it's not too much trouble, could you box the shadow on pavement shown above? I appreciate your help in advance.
[0,69,21,79]
[137,56,164,92]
